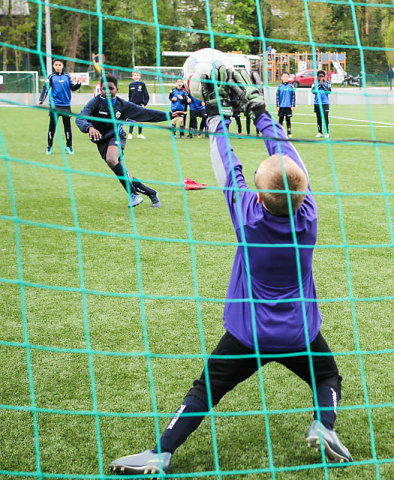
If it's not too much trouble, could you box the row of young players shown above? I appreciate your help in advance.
[38,60,332,155]
[171,70,332,139]
[169,77,258,138]
[276,70,332,139]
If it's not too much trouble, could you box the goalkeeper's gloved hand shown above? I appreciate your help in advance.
[201,65,234,118]
[231,70,266,121]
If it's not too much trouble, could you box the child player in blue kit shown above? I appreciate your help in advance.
[38,58,82,155]
[311,70,331,138]
[127,71,150,140]
[276,71,296,138]
[169,78,189,138]
[108,66,353,476]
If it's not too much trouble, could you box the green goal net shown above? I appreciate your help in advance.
[0,1,393,480]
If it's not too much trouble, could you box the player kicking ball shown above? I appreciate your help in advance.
[76,74,181,208]
[109,51,353,476]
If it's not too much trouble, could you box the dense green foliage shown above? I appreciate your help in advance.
[1,0,393,74]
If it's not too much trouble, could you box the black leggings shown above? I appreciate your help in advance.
[279,115,291,132]
[189,109,207,135]
[314,104,329,134]
[233,115,242,134]
[188,331,341,408]
[48,110,72,148]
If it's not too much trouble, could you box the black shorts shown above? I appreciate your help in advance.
[278,107,293,117]
[314,104,329,114]
[49,106,72,118]
[188,330,341,408]
[96,133,127,160]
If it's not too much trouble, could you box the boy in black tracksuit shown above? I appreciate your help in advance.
[127,71,150,140]
[76,75,179,208]
[38,58,82,155]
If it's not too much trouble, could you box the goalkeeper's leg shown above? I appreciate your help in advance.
[278,332,353,463]
[155,332,262,454]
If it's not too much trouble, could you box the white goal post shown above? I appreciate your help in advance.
[0,71,39,106]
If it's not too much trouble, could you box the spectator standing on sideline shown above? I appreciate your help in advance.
[169,78,189,138]
[276,71,296,138]
[311,70,331,138]
[127,71,150,140]
[38,58,82,155]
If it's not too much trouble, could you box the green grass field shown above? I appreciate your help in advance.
[0,104,393,480]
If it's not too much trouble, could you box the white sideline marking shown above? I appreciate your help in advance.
[295,113,394,127]
[292,122,393,128]
[240,117,393,128]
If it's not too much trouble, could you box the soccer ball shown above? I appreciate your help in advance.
[182,48,234,101]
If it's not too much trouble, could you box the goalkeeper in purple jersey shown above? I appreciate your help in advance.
[109,68,353,476]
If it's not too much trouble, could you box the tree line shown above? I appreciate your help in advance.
[1,0,393,74]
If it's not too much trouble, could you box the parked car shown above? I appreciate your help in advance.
[288,69,317,88]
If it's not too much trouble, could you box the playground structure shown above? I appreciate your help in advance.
[250,52,347,82]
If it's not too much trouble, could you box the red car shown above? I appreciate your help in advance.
[288,69,317,88]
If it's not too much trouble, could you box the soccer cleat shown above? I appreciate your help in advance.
[306,420,353,464]
[197,134,203,139]
[138,134,146,140]
[150,194,161,208]
[186,134,193,139]
[109,450,172,476]
[65,147,74,155]
[184,178,206,190]
[288,134,293,139]
[128,134,133,140]
[46,147,52,155]
[315,133,323,138]
[128,194,143,208]
[324,133,330,138]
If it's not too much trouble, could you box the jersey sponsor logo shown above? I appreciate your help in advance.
[166,404,186,430]
[99,111,108,115]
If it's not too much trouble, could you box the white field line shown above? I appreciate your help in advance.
[295,113,394,127]
[293,122,393,128]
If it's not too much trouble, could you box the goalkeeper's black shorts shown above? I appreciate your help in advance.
[188,330,341,408]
